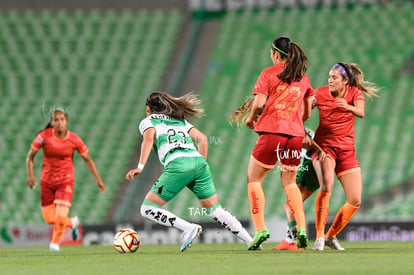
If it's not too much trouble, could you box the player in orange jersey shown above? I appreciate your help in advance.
[26,108,106,252]
[230,36,314,250]
[312,63,379,251]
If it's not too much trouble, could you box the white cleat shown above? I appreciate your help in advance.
[312,237,325,251]
[180,224,202,252]
[49,243,60,252]
[325,237,345,251]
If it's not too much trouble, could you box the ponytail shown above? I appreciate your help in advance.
[230,36,308,126]
[337,62,380,99]
[277,42,308,84]
[229,97,254,127]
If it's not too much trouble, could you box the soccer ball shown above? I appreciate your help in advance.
[113,228,140,253]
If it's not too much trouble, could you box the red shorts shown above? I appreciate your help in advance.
[40,180,74,207]
[313,146,361,178]
[252,133,303,169]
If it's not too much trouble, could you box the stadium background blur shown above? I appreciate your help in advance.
[1,0,413,245]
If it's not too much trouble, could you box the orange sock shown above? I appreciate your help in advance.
[248,182,265,232]
[315,190,331,239]
[284,184,306,231]
[41,205,56,224]
[326,202,359,239]
[51,205,73,244]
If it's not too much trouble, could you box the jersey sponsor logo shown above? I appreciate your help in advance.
[150,114,172,120]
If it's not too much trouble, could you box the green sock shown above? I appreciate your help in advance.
[288,220,297,230]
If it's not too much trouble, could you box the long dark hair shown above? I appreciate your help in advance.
[229,37,308,126]
[146,91,204,120]
[272,36,308,84]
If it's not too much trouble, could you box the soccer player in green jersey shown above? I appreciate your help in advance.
[125,91,253,252]
[272,127,325,250]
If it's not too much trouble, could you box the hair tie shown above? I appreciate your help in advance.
[272,43,288,56]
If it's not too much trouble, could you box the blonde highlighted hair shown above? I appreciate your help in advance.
[336,62,380,100]
[228,97,254,127]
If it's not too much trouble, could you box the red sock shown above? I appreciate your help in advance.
[284,183,306,230]
[326,202,359,239]
[248,182,265,232]
[315,190,331,239]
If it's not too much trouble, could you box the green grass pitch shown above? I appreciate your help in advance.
[1,242,414,274]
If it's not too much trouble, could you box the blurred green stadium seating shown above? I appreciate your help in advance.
[1,2,413,225]
[0,9,182,225]
[165,2,414,221]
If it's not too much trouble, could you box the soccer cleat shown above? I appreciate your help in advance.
[325,237,345,251]
[180,224,202,252]
[313,237,325,251]
[271,240,304,251]
[296,227,308,249]
[71,216,80,241]
[248,244,264,251]
[49,243,60,252]
[247,227,270,251]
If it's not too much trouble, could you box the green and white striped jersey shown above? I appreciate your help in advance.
[139,114,202,168]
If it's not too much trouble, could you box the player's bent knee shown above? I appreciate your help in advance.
[54,215,65,228]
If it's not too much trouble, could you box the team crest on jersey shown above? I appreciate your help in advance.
[312,96,317,107]
[36,135,44,145]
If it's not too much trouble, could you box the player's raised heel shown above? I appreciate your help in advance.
[71,216,80,241]
[248,227,270,251]
[296,227,308,249]
[180,224,202,252]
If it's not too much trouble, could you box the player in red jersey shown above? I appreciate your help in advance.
[312,63,379,251]
[230,36,314,250]
[26,108,106,252]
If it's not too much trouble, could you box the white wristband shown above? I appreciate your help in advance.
[137,163,145,170]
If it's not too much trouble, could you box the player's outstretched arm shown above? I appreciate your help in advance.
[125,128,155,182]
[81,152,106,193]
